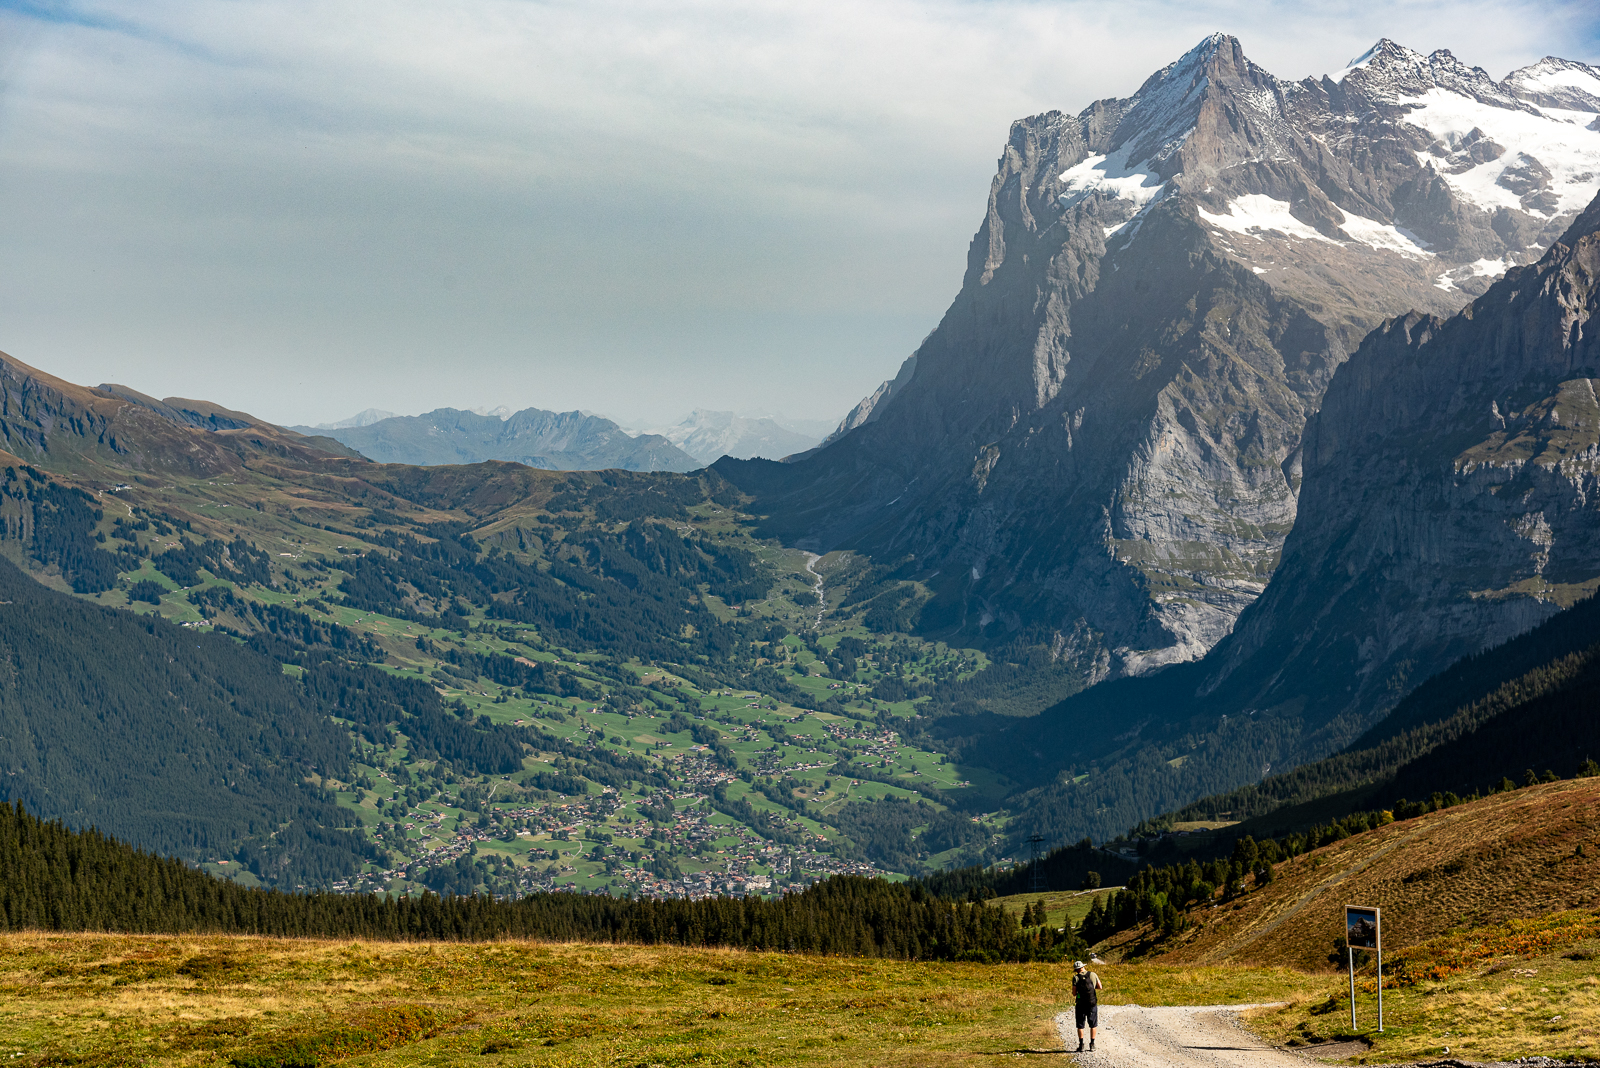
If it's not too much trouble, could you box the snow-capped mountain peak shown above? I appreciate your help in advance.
[1056,33,1295,228]
[1339,39,1524,109]
[1330,41,1386,84]
[644,410,823,465]
[1504,57,1600,112]
[1113,33,1284,174]
[781,33,1600,691]
[1316,42,1600,223]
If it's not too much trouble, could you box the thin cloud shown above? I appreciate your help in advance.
[0,0,1594,426]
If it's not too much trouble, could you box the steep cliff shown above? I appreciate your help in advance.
[960,189,1600,848]
[1196,188,1600,744]
[718,35,1600,688]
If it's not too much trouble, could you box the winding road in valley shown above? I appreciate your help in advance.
[802,552,825,628]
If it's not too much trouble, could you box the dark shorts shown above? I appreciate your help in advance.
[1075,1003,1098,1029]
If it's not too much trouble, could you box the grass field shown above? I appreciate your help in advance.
[7,912,1598,1065]
[990,889,1123,934]
[0,935,1322,1068]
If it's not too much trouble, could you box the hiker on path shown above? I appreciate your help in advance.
[1072,959,1102,1052]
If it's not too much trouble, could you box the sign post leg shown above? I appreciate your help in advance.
[1348,946,1357,1031]
[1377,948,1384,1032]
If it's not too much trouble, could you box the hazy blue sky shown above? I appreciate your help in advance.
[1,1,1596,429]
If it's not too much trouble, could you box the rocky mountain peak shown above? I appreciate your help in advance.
[1337,39,1520,109]
[720,34,1600,692]
[1503,56,1600,113]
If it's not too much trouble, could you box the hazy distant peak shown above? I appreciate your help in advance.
[469,405,512,420]
[643,408,824,464]
[674,408,738,429]
[314,407,397,430]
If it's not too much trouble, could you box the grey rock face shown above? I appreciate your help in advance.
[1197,190,1600,743]
[718,33,1600,686]
[822,355,918,447]
[307,407,700,472]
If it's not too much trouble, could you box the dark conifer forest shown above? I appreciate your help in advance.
[0,800,1079,962]
[0,555,370,882]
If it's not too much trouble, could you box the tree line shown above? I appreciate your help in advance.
[0,800,1082,963]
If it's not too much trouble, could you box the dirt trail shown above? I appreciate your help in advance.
[1055,1005,1305,1068]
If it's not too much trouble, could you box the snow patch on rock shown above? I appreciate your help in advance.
[1401,89,1600,217]
[1198,195,1432,257]
[1059,152,1167,211]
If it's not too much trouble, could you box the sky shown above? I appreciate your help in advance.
[1,1,1597,430]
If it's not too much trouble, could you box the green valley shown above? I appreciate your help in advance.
[0,379,1022,895]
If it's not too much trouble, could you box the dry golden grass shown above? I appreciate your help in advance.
[1246,915,1600,1063]
[6,924,1595,1065]
[0,932,1061,1067]
[0,933,1331,1068]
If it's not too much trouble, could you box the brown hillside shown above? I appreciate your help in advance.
[1106,778,1600,971]
[0,349,363,478]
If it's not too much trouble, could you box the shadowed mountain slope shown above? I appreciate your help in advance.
[0,550,369,881]
[945,186,1600,847]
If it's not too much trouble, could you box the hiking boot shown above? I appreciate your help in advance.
[1076,1042,1084,1052]
[1089,1041,1096,1051]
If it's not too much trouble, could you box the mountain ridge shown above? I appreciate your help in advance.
[295,406,701,473]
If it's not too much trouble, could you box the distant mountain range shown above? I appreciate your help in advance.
[309,408,397,430]
[290,408,701,472]
[289,406,832,471]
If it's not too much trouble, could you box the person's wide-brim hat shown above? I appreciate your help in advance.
[1073,961,1086,970]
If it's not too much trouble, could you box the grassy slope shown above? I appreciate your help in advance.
[1111,778,1600,973]
[1245,910,1600,1063]
[990,888,1123,934]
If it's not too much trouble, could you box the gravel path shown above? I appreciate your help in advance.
[1054,1005,1305,1068]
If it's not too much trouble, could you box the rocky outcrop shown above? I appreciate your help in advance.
[819,355,918,448]
[718,34,1600,686]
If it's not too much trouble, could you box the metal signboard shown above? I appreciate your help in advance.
[1344,905,1383,1031]
[1346,906,1380,950]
